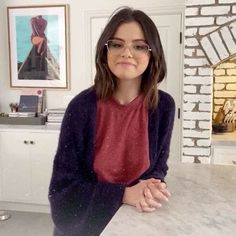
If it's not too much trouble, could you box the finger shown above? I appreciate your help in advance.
[142,206,157,213]
[160,188,171,197]
[139,178,161,184]
[149,178,161,183]
[145,197,162,209]
[150,182,171,198]
[144,187,153,199]
[136,202,144,212]
[147,184,169,202]
[139,198,157,212]
[160,182,167,189]
[144,188,162,208]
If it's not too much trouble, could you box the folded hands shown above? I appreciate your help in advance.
[122,178,170,212]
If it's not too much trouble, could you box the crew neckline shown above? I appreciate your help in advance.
[110,94,144,109]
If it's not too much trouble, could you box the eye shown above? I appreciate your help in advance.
[133,43,148,51]
[109,40,124,49]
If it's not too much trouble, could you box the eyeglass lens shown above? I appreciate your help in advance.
[106,39,151,57]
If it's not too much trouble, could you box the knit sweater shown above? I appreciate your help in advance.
[49,87,175,236]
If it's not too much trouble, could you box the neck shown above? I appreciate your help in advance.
[113,79,141,105]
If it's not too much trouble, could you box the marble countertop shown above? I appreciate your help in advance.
[101,163,236,236]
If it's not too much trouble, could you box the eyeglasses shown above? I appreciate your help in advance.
[105,39,152,58]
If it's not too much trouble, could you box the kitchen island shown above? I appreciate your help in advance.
[101,163,236,236]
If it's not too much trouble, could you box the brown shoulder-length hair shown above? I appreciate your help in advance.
[94,7,166,109]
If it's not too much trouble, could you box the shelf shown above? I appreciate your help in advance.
[212,131,236,146]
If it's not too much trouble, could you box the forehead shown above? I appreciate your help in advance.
[113,21,145,41]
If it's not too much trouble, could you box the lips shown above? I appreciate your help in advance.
[117,61,136,66]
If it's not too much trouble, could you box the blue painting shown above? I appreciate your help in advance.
[15,15,60,80]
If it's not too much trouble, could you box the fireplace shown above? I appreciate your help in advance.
[184,1,236,164]
[213,57,236,127]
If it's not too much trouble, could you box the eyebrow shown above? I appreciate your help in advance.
[111,37,147,43]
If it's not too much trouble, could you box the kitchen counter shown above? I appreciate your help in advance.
[212,131,236,146]
[101,163,236,236]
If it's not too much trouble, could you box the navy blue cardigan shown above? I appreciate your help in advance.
[49,87,175,236]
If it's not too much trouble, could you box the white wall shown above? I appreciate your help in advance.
[0,0,184,112]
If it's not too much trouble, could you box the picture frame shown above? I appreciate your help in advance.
[7,5,69,89]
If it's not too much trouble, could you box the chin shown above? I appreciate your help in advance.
[114,73,142,81]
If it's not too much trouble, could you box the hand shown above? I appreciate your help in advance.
[141,178,171,202]
[122,179,166,213]
[122,181,156,212]
[140,178,171,209]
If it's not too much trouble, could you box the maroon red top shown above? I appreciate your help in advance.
[94,95,150,184]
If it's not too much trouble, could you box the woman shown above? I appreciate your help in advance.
[49,6,175,236]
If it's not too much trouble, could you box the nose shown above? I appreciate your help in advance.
[121,45,133,58]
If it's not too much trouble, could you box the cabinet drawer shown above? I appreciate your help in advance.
[212,147,236,165]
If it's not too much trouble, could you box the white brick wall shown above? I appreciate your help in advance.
[200,85,212,94]
[185,7,199,16]
[181,156,195,163]
[201,6,230,15]
[184,0,236,163]
[183,130,211,138]
[183,138,195,146]
[199,120,212,129]
[219,0,236,4]
[199,26,218,35]
[183,147,211,156]
[186,17,214,26]
[197,139,211,146]
[185,58,210,67]
[185,28,198,37]
[184,48,195,57]
[200,37,220,65]
[183,111,211,120]
[199,103,212,111]
[233,6,236,14]
[184,68,197,75]
[184,94,212,102]
[184,85,197,93]
[196,49,205,56]
[220,26,236,55]
[198,67,213,76]
[210,32,229,60]
[183,120,196,128]
[217,16,236,25]
[186,0,215,6]
[185,37,199,47]
[183,102,197,111]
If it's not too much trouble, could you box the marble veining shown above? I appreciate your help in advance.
[101,163,236,236]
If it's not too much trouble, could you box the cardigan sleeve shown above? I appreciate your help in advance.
[141,91,175,182]
[48,95,126,236]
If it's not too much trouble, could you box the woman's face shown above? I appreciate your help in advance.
[107,21,151,82]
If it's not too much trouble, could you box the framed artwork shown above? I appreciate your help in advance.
[7,5,69,89]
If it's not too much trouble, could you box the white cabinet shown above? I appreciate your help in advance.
[211,145,236,165]
[0,129,59,206]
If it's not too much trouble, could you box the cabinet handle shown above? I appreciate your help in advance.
[24,140,29,144]
[30,141,35,145]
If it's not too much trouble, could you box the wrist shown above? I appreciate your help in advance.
[122,187,131,204]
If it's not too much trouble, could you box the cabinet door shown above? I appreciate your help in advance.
[212,146,236,165]
[30,132,59,205]
[0,131,31,202]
